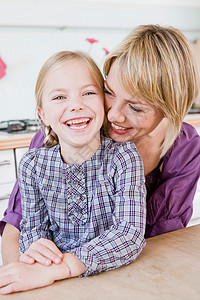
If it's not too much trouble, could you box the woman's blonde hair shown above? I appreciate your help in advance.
[103,25,199,157]
[35,50,104,147]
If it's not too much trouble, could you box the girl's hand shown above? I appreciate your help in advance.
[20,238,63,266]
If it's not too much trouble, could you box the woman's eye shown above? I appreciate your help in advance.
[129,104,143,113]
[104,89,112,96]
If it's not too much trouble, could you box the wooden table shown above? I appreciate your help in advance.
[1,225,199,300]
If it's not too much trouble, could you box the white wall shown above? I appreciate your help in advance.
[0,0,200,122]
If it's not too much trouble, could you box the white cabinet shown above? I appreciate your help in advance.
[187,179,200,227]
[0,147,28,220]
[15,147,29,175]
[187,125,200,227]
[0,149,16,220]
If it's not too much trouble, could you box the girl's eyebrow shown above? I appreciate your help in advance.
[48,84,98,96]
[48,88,67,96]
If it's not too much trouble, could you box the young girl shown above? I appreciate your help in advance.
[0,51,146,294]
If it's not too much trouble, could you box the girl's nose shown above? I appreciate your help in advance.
[107,101,125,124]
[68,98,84,112]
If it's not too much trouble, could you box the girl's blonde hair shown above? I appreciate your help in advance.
[103,25,199,157]
[35,51,104,147]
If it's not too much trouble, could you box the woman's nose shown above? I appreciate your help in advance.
[107,101,125,123]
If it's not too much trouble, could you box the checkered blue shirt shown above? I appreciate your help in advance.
[19,136,146,276]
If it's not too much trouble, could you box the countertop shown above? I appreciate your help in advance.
[0,132,35,150]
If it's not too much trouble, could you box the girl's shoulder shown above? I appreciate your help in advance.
[101,136,139,156]
[19,144,59,169]
[100,136,143,168]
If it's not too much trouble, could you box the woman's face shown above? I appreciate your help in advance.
[104,61,164,144]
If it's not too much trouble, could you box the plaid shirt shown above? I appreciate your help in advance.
[19,136,146,276]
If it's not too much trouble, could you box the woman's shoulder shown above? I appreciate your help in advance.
[29,126,45,149]
[181,122,200,140]
[167,122,200,155]
[162,122,200,175]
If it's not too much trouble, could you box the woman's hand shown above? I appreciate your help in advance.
[0,253,86,295]
[0,261,68,295]
[20,238,63,266]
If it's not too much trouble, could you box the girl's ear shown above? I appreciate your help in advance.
[37,107,50,126]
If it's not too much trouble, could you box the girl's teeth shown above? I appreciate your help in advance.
[67,118,90,125]
[70,124,87,129]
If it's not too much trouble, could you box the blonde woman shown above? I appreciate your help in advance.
[1,25,200,266]
[103,25,200,237]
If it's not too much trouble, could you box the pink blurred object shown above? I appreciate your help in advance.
[86,38,99,44]
[102,48,109,55]
[0,57,7,79]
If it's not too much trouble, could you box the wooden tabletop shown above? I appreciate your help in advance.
[1,225,199,300]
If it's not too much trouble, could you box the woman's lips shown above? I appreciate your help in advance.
[110,122,132,134]
[65,117,91,131]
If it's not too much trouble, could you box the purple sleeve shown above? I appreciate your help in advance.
[145,123,200,238]
[0,127,45,235]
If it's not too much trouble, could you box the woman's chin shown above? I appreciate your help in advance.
[109,131,130,143]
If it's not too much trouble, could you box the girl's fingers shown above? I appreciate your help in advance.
[28,239,63,264]
[36,238,63,258]
[20,254,35,264]
[24,248,52,266]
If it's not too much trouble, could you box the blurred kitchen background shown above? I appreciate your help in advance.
[0,0,200,123]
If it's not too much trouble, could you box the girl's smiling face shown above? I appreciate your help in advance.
[38,58,105,155]
[104,61,164,144]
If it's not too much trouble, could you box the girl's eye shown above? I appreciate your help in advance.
[129,104,143,113]
[84,91,95,96]
[52,96,65,100]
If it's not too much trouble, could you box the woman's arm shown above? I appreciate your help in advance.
[0,252,86,295]
[0,127,45,263]
[1,224,20,264]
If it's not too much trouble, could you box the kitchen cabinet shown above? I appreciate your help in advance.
[188,180,200,227]
[0,148,29,220]
[0,149,16,219]
[15,147,29,173]
[187,125,200,227]
[0,133,33,220]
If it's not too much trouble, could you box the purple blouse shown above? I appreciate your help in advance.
[0,122,200,238]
